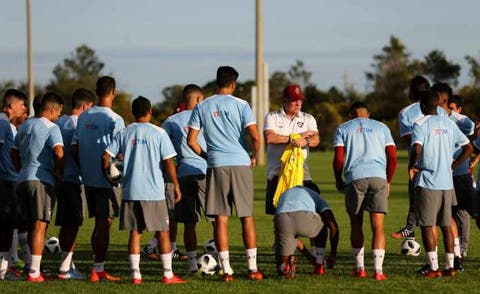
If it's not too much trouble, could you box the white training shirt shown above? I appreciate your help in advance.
[264,108,318,180]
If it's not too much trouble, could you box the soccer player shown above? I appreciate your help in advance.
[188,66,263,282]
[103,96,186,284]
[274,186,338,279]
[73,76,124,282]
[11,92,64,282]
[436,87,475,270]
[0,89,27,280]
[264,84,321,262]
[55,88,95,279]
[333,102,397,281]
[161,84,214,273]
[392,75,446,240]
[409,90,472,278]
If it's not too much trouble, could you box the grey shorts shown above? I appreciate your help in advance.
[164,182,176,219]
[175,175,213,223]
[415,187,455,227]
[55,182,84,227]
[120,200,169,232]
[0,180,17,228]
[274,211,323,256]
[345,177,388,215]
[453,175,475,215]
[17,180,55,224]
[85,186,119,219]
[206,166,254,218]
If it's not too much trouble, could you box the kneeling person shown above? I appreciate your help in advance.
[103,96,186,285]
[274,186,338,279]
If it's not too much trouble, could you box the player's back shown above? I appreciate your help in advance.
[334,117,394,183]
[162,110,206,177]
[112,122,175,201]
[56,114,81,184]
[189,94,255,167]
[75,106,125,188]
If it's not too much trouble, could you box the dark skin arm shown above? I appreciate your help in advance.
[187,128,207,160]
[53,145,64,180]
[10,148,21,172]
[245,124,260,167]
[319,210,339,268]
[101,151,118,187]
[408,143,422,181]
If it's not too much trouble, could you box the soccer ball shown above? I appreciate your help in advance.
[44,237,60,254]
[400,239,421,256]
[106,159,124,184]
[204,239,217,254]
[198,254,218,275]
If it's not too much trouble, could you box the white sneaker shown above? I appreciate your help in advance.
[58,268,85,280]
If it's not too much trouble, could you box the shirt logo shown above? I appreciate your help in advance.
[356,127,373,133]
[131,138,148,145]
[85,123,99,130]
[434,128,448,136]
[213,110,228,117]
[297,122,304,128]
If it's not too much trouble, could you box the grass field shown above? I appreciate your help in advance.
[5,151,480,293]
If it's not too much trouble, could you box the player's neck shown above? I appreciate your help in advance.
[98,97,113,108]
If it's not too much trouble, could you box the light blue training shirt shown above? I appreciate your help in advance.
[276,186,330,214]
[449,111,474,176]
[56,114,81,184]
[14,117,64,186]
[333,117,395,184]
[74,106,125,188]
[0,112,17,182]
[412,115,469,190]
[105,122,176,201]
[188,94,256,168]
[162,110,207,177]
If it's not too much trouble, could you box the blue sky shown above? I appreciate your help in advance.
[2,0,480,102]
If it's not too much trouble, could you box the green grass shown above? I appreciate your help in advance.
[5,150,480,293]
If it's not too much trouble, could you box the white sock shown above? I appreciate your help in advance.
[315,247,326,265]
[171,242,177,251]
[454,238,461,257]
[461,250,467,258]
[245,248,257,272]
[310,245,317,257]
[161,252,173,279]
[18,232,30,264]
[372,249,385,274]
[9,229,19,264]
[352,247,365,270]
[187,251,198,272]
[148,237,158,249]
[435,246,438,253]
[59,251,74,272]
[129,254,141,279]
[0,252,9,280]
[445,253,454,269]
[427,251,438,271]
[30,255,42,278]
[93,262,104,273]
[219,251,234,275]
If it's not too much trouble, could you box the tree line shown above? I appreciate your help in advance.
[2,35,480,149]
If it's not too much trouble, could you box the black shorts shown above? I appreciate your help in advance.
[0,180,17,229]
[55,182,84,226]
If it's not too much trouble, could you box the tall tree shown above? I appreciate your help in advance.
[422,50,461,86]
[465,53,480,88]
[288,60,312,88]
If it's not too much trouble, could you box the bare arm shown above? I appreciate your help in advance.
[408,143,422,181]
[187,128,207,160]
[452,143,473,170]
[245,124,260,167]
[264,129,290,145]
[53,145,64,180]
[163,157,181,203]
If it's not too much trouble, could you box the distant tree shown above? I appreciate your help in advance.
[46,44,104,110]
[366,35,415,120]
[465,53,480,88]
[422,50,461,86]
[288,60,312,88]
[268,71,291,111]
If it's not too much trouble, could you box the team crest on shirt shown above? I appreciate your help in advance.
[131,138,148,145]
[297,122,304,128]
[213,110,228,117]
[356,127,373,133]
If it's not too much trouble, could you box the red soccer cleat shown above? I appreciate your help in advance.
[163,274,187,284]
[90,269,121,282]
[353,268,367,278]
[132,277,142,285]
[313,263,326,275]
[247,270,264,281]
[27,273,45,283]
[374,272,387,281]
[222,273,234,282]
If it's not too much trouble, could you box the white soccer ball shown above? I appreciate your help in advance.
[44,237,60,254]
[401,239,421,256]
[204,239,217,254]
[107,159,124,184]
[198,254,218,275]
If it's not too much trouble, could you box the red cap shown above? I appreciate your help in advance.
[283,84,304,101]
